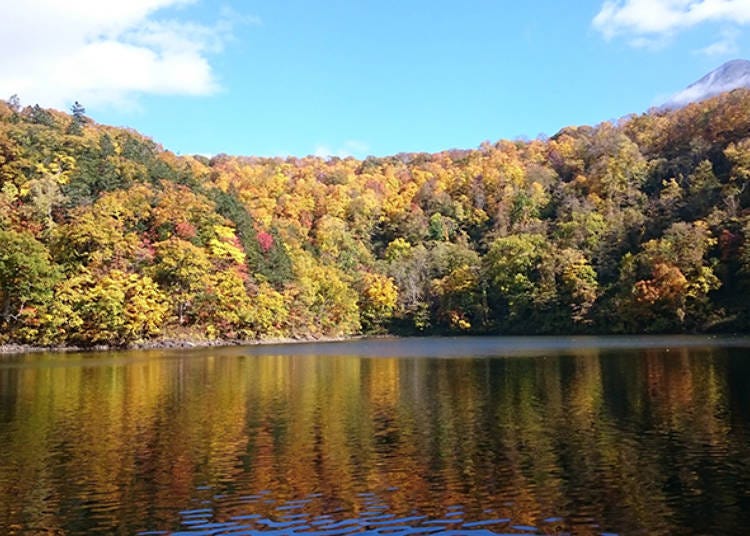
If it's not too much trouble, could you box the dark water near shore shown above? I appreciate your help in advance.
[1,336,750,535]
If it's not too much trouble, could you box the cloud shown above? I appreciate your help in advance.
[314,140,371,159]
[0,0,253,110]
[696,27,741,55]
[593,0,750,44]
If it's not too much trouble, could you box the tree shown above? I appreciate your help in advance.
[55,269,168,346]
[554,247,599,327]
[484,233,552,329]
[614,221,721,332]
[51,185,151,272]
[149,238,212,324]
[357,272,398,332]
[684,160,721,219]
[386,242,432,331]
[0,229,58,338]
[68,101,87,135]
[286,248,360,337]
[197,269,254,339]
[7,94,20,113]
[483,234,599,331]
[29,105,55,126]
[246,281,288,338]
[432,264,483,331]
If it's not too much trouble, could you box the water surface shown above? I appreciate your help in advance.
[1,336,749,535]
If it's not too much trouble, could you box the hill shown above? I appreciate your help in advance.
[1,91,750,347]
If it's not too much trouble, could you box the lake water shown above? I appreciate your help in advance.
[1,336,750,535]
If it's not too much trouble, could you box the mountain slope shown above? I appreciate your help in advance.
[2,89,750,347]
[665,59,750,108]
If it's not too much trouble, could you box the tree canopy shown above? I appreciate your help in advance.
[2,90,750,346]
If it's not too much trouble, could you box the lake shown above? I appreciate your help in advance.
[1,336,750,535]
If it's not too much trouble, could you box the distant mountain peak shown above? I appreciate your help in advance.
[665,59,750,108]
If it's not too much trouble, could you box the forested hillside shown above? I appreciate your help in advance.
[2,91,750,347]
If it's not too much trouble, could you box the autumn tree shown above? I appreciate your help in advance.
[2,90,750,344]
[55,269,168,346]
[357,272,398,332]
[614,221,721,332]
[148,238,209,325]
[0,229,59,342]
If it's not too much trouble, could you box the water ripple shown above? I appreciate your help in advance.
[143,491,588,536]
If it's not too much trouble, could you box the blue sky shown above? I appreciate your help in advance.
[3,1,750,158]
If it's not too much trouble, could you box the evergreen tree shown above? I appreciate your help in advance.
[68,101,87,135]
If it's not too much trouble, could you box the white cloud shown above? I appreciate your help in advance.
[593,0,750,43]
[0,0,253,110]
[696,26,741,55]
[314,140,371,159]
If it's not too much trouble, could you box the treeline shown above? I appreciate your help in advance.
[1,91,750,346]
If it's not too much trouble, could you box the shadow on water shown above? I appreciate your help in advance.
[1,336,750,535]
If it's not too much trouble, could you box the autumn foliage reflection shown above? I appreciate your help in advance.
[1,345,750,534]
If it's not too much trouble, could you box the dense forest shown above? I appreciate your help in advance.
[1,91,750,347]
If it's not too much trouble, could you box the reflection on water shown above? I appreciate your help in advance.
[154,489,566,536]
[1,337,749,535]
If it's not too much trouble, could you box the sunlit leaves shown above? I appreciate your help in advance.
[247,281,288,338]
[484,234,599,331]
[0,229,58,340]
[149,238,211,324]
[357,272,398,332]
[4,89,750,344]
[287,248,360,337]
[616,221,721,332]
[54,269,168,346]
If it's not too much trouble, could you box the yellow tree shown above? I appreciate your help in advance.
[54,269,168,346]
[285,248,360,337]
[0,229,59,342]
[149,238,212,325]
[357,272,398,332]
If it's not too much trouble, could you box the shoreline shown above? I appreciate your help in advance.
[3,332,750,358]
[0,335,366,356]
